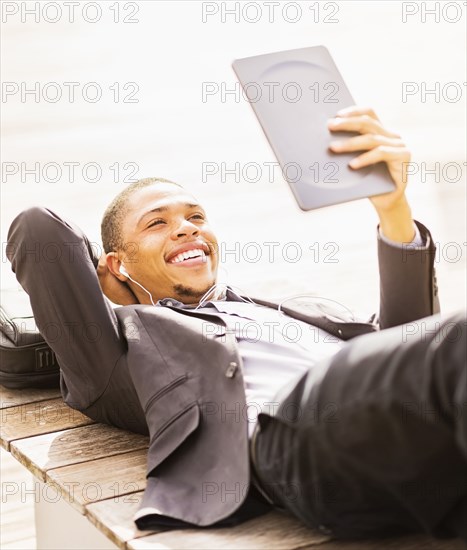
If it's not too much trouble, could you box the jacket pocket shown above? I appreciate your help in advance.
[144,374,187,414]
[146,402,200,476]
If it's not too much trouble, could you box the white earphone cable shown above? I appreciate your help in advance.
[121,266,156,306]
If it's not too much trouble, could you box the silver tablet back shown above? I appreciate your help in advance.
[232,46,395,210]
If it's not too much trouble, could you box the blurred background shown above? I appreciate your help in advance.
[1,2,466,548]
[1,0,466,314]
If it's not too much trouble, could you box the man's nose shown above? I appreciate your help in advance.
[172,218,199,239]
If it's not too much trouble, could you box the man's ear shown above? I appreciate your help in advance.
[106,252,127,281]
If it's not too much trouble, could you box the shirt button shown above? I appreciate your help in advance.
[225,362,238,378]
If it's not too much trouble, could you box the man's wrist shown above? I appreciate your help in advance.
[376,195,415,243]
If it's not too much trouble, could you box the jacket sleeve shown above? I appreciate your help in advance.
[6,207,126,409]
[377,220,440,330]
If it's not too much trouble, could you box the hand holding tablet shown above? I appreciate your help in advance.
[232,46,399,211]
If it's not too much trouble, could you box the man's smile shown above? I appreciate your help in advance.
[167,253,208,268]
[165,240,211,266]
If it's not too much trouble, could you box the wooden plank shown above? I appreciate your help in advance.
[127,512,331,550]
[11,424,149,481]
[308,535,467,549]
[86,491,159,549]
[0,398,94,451]
[0,385,61,409]
[46,449,147,514]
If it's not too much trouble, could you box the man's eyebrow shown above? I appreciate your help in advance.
[137,203,203,226]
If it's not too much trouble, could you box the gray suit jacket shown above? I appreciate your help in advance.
[7,209,439,528]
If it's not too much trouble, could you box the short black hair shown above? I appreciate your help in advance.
[101,177,183,253]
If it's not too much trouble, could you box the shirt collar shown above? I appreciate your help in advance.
[157,285,246,309]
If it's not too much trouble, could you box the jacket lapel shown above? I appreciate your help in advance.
[245,294,378,341]
[165,287,378,341]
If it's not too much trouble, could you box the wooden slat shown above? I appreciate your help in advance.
[127,512,331,550]
[86,491,159,549]
[46,449,147,514]
[11,424,149,481]
[0,385,61,409]
[0,398,94,451]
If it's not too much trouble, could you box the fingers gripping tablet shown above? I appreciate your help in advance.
[232,46,395,210]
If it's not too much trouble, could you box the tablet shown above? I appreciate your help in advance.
[232,46,395,210]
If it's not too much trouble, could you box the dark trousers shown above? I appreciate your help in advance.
[254,311,467,541]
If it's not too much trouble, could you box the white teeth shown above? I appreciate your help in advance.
[170,248,206,263]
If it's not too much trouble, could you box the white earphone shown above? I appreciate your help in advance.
[119,264,156,306]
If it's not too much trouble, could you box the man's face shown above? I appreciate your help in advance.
[118,183,219,304]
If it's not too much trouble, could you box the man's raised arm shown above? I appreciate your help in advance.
[328,106,439,329]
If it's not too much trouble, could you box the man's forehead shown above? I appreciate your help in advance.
[128,184,200,212]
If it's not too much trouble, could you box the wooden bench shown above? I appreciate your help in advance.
[1,385,465,550]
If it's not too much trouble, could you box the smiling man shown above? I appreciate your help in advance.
[7,107,467,541]
[99,177,220,305]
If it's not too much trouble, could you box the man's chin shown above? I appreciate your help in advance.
[172,279,217,303]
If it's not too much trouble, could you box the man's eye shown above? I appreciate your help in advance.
[190,214,205,221]
[147,219,165,228]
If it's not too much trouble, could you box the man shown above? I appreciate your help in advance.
[7,107,466,541]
